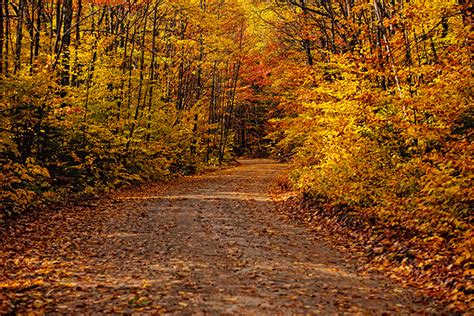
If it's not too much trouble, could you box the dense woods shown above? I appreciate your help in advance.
[1,0,472,311]
[1,0,266,214]
[256,0,472,310]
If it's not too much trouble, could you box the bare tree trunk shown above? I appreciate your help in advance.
[145,4,159,143]
[4,0,9,74]
[14,0,24,73]
[373,0,402,97]
[0,0,4,74]
[206,61,217,162]
[125,23,137,121]
[71,0,82,86]
[27,0,34,72]
[190,15,205,155]
[117,12,130,135]
[126,4,149,151]
[34,0,41,58]
[60,0,73,85]
[53,0,62,55]
[299,0,313,65]
[218,61,240,164]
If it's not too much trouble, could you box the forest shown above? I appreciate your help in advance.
[1,0,472,312]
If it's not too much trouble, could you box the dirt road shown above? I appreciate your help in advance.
[1,159,437,314]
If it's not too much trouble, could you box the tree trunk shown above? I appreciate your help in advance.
[60,0,73,85]
[145,4,159,143]
[14,0,24,73]
[126,4,149,151]
[34,0,41,58]
[71,0,82,86]
[0,0,4,74]
[27,0,34,72]
[4,0,9,74]
[53,0,62,55]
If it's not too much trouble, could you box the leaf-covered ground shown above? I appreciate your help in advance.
[1,160,445,314]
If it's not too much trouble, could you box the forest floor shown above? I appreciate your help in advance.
[1,159,445,314]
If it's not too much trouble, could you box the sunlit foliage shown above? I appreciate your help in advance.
[1,0,255,215]
[260,0,472,310]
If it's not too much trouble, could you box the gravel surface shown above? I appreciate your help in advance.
[1,159,438,314]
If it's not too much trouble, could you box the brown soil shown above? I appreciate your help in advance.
[1,159,441,314]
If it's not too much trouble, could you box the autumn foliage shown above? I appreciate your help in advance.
[1,0,255,215]
[259,0,472,311]
[0,0,472,311]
